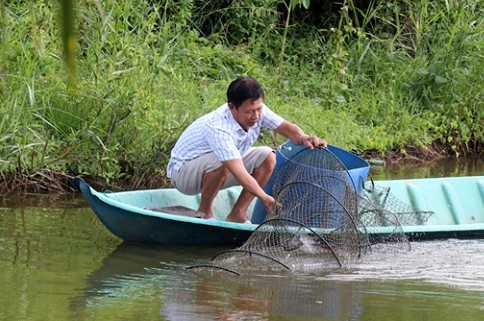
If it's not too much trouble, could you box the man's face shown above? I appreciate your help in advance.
[229,98,263,131]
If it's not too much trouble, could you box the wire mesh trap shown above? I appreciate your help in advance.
[186,147,433,276]
[359,183,433,248]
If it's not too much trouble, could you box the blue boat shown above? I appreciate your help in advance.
[74,143,484,244]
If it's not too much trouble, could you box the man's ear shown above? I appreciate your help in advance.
[228,102,236,110]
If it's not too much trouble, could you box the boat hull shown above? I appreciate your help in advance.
[74,178,253,245]
[74,175,484,245]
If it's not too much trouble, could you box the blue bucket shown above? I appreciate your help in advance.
[251,141,370,224]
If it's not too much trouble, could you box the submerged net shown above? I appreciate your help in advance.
[187,147,432,275]
[231,147,365,269]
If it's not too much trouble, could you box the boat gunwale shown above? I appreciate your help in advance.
[90,186,484,234]
[76,176,484,242]
[87,185,257,231]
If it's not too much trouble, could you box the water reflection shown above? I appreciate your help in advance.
[161,273,364,321]
[370,157,483,180]
[0,204,120,321]
[169,275,483,321]
[77,243,365,320]
[0,191,85,209]
[1,158,483,321]
[78,243,225,295]
[327,239,484,292]
[73,239,484,321]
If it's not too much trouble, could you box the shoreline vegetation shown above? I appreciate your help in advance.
[1,1,482,195]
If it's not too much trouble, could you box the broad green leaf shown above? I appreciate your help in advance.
[434,75,448,84]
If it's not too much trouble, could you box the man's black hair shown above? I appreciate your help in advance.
[227,76,265,108]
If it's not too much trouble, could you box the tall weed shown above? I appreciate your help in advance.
[0,0,481,187]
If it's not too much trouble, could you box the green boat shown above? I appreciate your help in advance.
[74,175,484,245]
[372,175,484,238]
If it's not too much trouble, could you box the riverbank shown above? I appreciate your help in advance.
[1,141,481,196]
[1,1,482,194]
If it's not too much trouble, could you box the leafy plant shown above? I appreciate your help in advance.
[1,0,481,191]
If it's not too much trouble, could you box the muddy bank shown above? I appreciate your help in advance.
[0,170,169,196]
[1,142,481,196]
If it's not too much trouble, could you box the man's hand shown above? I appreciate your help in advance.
[300,134,327,150]
[274,121,328,150]
[260,194,282,214]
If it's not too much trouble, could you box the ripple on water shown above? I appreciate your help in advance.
[322,239,484,291]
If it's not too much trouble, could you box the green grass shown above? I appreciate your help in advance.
[0,0,482,190]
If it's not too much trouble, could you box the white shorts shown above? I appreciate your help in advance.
[170,146,273,195]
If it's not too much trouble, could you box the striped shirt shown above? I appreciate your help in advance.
[167,103,284,177]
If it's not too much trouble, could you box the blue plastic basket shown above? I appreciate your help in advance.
[251,141,370,224]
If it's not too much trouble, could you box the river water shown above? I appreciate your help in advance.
[0,158,483,321]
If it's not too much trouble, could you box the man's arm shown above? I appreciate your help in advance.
[274,120,327,149]
[222,158,276,212]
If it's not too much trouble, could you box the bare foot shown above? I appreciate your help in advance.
[196,207,214,219]
[202,213,214,219]
[225,214,249,223]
